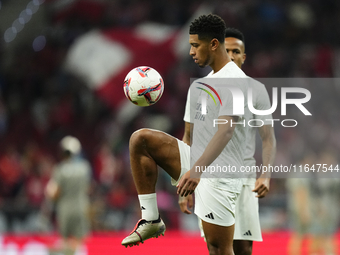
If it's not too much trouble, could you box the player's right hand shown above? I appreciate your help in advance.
[178,194,193,214]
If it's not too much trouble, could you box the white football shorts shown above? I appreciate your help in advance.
[198,180,263,241]
[195,179,239,227]
[174,138,241,228]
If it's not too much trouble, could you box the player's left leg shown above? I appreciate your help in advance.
[200,215,254,255]
[202,220,235,255]
[195,178,241,254]
[233,240,253,255]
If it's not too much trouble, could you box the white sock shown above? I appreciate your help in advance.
[138,193,159,221]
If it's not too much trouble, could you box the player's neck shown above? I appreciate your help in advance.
[210,49,231,74]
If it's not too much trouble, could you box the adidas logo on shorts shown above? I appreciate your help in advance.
[243,230,252,236]
[205,213,214,220]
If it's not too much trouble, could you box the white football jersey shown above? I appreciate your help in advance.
[187,61,249,192]
[184,62,272,186]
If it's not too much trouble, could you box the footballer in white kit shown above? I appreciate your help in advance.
[176,14,258,254]
[183,71,273,233]
[179,28,276,254]
[178,61,250,227]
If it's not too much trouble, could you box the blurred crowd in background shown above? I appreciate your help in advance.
[0,0,340,240]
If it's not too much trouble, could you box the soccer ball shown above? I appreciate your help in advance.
[123,66,164,106]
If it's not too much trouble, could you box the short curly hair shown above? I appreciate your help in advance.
[225,28,245,45]
[189,14,226,43]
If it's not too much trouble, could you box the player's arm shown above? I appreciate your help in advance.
[253,124,276,198]
[45,179,60,201]
[178,86,194,212]
[182,87,193,146]
[177,115,238,197]
[178,121,194,213]
[182,121,193,146]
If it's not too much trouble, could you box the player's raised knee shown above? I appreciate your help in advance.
[130,128,153,146]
